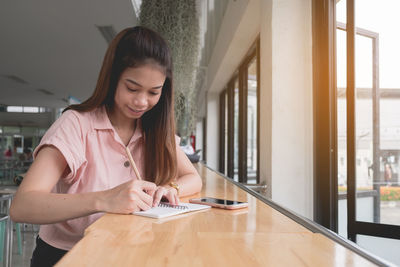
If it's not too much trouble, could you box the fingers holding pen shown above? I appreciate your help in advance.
[103,180,183,214]
[130,180,157,209]
[138,180,157,197]
[103,179,157,214]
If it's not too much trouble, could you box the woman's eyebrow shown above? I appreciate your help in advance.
[125,78,163,89]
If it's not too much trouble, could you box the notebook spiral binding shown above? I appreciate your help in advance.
[158,203,188,210]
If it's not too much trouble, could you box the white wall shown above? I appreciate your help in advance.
[205,92,219,169]
[205,0,313,219]
[195,119,203,159]
[269,0,313,218]
[259,0,273,198]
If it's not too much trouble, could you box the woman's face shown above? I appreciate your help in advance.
[113,63,166,121]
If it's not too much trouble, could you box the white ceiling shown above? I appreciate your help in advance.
[0,0,137,109]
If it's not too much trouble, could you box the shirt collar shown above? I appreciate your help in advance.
[93,106,143,145]
[93,106,114,130]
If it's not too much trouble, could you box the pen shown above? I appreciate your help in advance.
[125,146,142,180]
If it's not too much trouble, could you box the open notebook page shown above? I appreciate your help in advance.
[133,202,211,219]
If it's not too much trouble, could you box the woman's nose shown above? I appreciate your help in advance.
[133,93,147,107]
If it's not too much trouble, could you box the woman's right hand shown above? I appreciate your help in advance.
[100,180,157,214]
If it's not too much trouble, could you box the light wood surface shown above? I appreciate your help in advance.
[56,164,376,266]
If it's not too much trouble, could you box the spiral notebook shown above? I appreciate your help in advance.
[133,202,211,219]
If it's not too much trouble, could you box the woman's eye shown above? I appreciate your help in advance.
[127,88,137,92]
[150,92,160,96]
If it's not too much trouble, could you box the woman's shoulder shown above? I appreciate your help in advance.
[61,109,90,126]
[58,107,103,132]
[62,107,100,117]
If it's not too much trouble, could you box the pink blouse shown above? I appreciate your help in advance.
[34,106,152,250]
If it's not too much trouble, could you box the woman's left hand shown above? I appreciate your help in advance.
[152,185,179,207]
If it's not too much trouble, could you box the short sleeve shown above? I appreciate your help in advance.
[33,110,87,184]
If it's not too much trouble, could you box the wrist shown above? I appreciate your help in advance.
[93,191,107,213]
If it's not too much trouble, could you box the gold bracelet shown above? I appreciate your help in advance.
[169,181,179,195]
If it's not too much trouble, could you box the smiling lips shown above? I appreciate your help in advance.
[128,106,146,115]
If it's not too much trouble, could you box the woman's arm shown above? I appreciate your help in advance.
[10,146,156,224]
[152,146,202,206]
[174,146,202,197]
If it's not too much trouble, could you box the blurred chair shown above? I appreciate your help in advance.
[0,193,13,267]
[0,213,9,263]
[0,188,23,258]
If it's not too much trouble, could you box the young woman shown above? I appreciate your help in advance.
[10,26,202,266]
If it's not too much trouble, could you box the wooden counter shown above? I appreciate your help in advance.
[56,164,376,266]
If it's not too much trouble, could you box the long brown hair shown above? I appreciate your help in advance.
[65,26,177,185]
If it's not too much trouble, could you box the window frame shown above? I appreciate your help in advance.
[313,0,400,240]
[345,0,400,242]
[312,0,338,231]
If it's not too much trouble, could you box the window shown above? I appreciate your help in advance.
[219,39,260,184]
[5,105,47,113]
[7,106,23,112]
[247,57,258,183]
[314,0,400,264]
